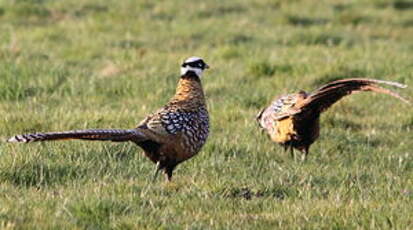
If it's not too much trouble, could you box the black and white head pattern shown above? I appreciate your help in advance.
[180,56,209,77]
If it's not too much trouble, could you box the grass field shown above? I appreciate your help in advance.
[0,0,412,229]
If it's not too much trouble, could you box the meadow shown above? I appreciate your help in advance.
[0,0,412,229]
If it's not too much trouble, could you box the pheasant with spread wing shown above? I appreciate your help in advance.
[7,56,210,181]
[256,78,410,161]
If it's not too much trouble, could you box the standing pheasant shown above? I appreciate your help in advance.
[7,56,210,181]
[256,78,410,161]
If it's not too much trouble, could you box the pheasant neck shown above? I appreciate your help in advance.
[170,73,206,106]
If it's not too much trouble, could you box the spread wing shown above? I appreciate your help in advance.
[257,78,409,130]
[295,78,410,114]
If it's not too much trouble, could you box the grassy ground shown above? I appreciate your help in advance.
[0,0,412,229]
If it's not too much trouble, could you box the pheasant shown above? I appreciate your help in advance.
[7,56,210,181]
[256,78,410,161]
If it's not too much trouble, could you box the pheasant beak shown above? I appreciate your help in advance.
[205,64,210,69]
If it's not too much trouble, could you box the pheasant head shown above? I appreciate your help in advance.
[172,57,210,106]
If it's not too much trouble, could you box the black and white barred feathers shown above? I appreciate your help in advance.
[7,129,143,143]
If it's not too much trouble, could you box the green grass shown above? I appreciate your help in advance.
[0,0,412,229]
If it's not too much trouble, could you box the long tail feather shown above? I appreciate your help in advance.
[7,128,145,143]
[298,78,410,114]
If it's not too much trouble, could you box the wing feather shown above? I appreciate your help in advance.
[296,78,410,114]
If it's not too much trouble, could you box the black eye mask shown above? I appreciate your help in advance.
[182,60,206,69]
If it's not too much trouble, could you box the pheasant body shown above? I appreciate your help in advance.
[7,57,210,181]
[257,78,410,160]
[133,74,210,178]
